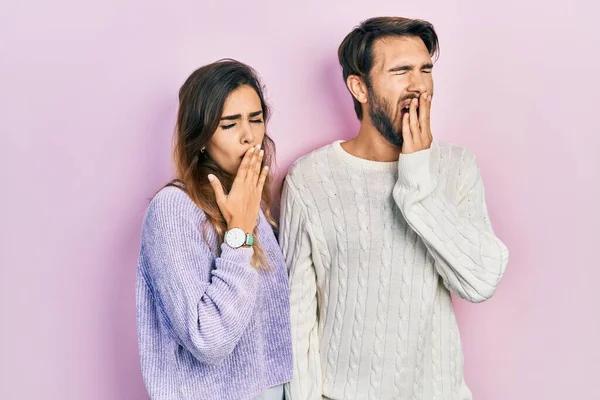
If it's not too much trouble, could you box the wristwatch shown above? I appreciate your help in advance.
[224,227,255,249]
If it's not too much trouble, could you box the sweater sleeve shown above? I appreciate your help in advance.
[279,177,324,400]
[140,188,259,365]
[392,147,509,303]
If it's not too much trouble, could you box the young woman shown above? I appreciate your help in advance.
[136,59,292,400]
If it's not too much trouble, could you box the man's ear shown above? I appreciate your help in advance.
[346,74,368,104]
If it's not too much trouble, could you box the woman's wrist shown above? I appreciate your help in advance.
[228,220,253,233]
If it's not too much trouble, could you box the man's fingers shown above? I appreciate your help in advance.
[419,92,432,143]
[409,98,422,147]
[401,112,412,153]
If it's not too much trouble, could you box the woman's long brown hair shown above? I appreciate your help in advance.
[166,59,277,269]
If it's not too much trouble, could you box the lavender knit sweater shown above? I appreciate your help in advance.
[136,186,293,400]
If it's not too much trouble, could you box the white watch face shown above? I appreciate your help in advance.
[225,228,246,248]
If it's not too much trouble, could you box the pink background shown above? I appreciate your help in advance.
[1,0,598,399]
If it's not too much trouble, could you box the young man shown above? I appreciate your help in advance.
[279,17,509,400]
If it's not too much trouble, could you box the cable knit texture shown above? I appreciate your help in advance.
[136,186,293,400]
[279,140,508,400]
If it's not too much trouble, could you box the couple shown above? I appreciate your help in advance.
[136,16,509,400]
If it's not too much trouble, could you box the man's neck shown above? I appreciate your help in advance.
[340,121,401,162]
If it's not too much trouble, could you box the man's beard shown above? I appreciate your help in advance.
[367,85,407,148]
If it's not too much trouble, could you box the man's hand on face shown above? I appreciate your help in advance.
[401,92,433,154]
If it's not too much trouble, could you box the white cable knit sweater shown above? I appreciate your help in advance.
[279,140,508,400]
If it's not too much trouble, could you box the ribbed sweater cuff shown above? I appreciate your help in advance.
[214,244,257,284]
[397,148,435,191]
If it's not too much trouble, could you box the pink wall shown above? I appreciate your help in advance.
[1,0,598,399]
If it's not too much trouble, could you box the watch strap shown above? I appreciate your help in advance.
[244,233,255,247]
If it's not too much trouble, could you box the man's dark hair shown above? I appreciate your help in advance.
[338,17,439,119]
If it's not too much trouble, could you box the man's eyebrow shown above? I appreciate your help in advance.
[388,64,413,73]
[388,63,434,73]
